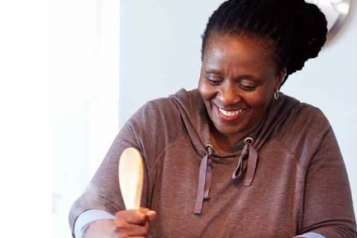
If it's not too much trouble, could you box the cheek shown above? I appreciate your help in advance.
[198,77,215,101]
[245,89,273,110]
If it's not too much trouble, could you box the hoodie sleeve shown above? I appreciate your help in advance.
[68,98,181,237]
[299,123,356,237]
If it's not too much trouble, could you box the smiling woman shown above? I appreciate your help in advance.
[198,35,283,152]
[69,0,356,238]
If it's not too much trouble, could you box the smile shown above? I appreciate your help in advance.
[215,105,246,121]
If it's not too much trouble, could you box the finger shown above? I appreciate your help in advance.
[145,210,156,221]
[115,220,148,236]
[139,207,149,213]
[138,207,156,222]
[115,210,147,225]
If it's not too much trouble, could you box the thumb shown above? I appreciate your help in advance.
[145,210,157,221]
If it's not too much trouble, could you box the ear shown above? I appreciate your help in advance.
[276,68,287,90]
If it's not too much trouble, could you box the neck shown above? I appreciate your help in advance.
[209,130,243,154]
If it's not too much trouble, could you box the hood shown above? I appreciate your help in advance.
[170,88,300,214]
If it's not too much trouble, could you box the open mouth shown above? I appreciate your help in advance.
[215,105,246,122]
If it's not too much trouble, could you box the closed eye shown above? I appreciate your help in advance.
[206,74,223,85]
[239,84,257,91]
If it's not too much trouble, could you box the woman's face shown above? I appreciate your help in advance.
[198,33,284,142]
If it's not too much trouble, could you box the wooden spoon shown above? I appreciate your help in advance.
[118,147,144,210]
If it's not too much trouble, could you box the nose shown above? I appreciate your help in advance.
[217,83,241,107]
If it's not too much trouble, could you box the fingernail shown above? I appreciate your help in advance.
[146,210,156,216]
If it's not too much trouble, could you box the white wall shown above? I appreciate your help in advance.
[1,1,121,237]
[49,1,120,237]
[119,0,223,122]
[0,1,52,237]
[120,0,357,215]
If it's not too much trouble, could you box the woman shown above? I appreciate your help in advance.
[69,0,356,237]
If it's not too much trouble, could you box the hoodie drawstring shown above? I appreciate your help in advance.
[232,137,258,186]
[194,139,258,215]
[194,144,213,215]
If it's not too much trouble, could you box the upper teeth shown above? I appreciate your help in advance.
[219,108,244,117]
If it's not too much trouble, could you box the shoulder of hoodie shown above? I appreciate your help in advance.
[127,88,197,126]
[276,94,334,169]
[284,95,332,131]
[125,88,197,143]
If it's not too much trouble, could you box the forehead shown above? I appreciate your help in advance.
[203,33,276,71]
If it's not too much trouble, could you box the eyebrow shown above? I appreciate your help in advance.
[205,69,222,74]
[206,69,260,81]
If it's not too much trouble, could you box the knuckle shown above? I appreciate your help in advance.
[115,219,129,230]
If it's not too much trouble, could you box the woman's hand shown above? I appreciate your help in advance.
[84,208,156,238]
[114,208,156,237]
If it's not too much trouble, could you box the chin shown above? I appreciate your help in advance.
[214,122,244,137]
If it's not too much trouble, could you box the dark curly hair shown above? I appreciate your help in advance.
[201,0,327,85]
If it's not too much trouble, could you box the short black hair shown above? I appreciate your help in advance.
[201,0,327,85]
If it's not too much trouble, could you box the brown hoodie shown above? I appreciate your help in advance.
[69,89,356,238]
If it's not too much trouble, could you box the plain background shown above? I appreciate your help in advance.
[119,0,357,216]
[1,1,121,237]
